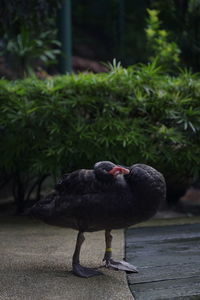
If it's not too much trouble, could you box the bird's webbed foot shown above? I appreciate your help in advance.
[104,258,138,273]
[103,230,138,273]
[73,263,103,278]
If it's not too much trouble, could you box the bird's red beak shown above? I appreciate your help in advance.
[108,166,130,176]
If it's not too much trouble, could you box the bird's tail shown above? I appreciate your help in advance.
[29,192,58,220]
[20,192,57,220]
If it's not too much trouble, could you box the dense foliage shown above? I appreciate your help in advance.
[1,61,200,210]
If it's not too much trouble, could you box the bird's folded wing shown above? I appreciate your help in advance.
[55,169,105,195]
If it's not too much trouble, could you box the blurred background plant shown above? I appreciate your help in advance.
[1,0,200,77]
[2,28,61,77]
[72,0,200,71]
[145,9,181,71]
[0,0,61,78]
[150,0,200,72]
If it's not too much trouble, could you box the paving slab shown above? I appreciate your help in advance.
[0,216,133,300]
[126,222,200,300]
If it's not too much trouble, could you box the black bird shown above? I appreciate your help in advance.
[29,161,166,278]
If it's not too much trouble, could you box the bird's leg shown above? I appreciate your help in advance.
[72,231,103,278]
[103,229,113,266]
[103,229,138,273]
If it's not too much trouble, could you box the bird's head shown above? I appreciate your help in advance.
[94,161,130,181]
[124,163,166,201]
[124,164,157,183]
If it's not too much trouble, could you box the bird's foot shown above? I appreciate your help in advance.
[104,258,138,273]
[73,263,103,278]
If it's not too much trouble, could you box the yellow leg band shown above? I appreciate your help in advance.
[106,248,112,252]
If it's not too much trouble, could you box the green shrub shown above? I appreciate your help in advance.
[0,62,200,211]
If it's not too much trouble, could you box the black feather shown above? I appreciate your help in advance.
[29,161,166,232]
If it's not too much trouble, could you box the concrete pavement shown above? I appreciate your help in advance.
[0,216,134,300]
